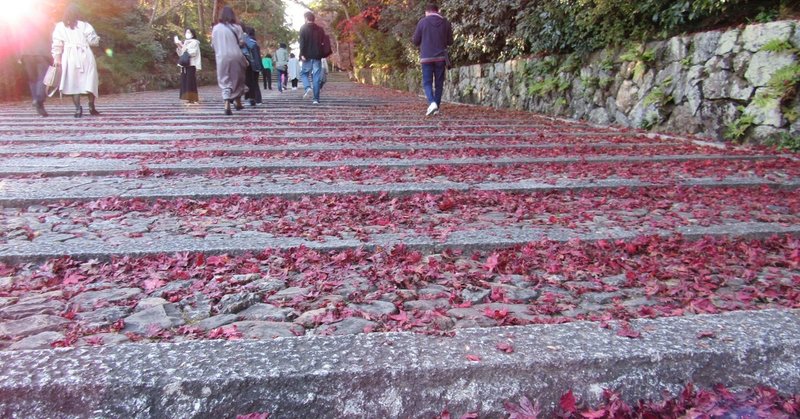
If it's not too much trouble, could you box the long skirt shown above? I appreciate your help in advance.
[216,54,247,100]
[244,69,262,104]
[180,66,199,102]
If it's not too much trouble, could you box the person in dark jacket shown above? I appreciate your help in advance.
[242,25,263,106]
[412,3,453,116]
[16,13,52,116]
[298,11,324,104]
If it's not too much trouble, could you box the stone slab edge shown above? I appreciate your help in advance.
[2,177,798,207]
[0,154,780,177]
[2,222,798,264]
[0,309,797,418]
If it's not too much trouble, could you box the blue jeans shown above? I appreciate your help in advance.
[300,59,322,101]
[23,56,49,104]
[422,61,446,106]
[276,69,287,92]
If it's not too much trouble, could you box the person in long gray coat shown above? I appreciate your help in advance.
[211,6,247,115]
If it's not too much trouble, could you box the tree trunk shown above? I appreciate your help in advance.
[212,0,222,24]
[198,0,206,32]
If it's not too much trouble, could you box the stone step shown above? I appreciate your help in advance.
[0,141,676,155]
[0,309,796,417]
[0,154,778,177]
[0,131,644,144]
[1,176,796,207]
[2,221,797,263]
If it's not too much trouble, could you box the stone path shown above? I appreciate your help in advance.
[0,75,799,417]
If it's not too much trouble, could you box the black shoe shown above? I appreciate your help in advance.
[249,100,256,107]
[89,107,100,116]
[235,103,244,111]
[74,106,83,118]
[224,108,233,115]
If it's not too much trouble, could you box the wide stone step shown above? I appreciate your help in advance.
[0,141,675,155]
[0,154,778,177]
[2,221,798,263]
[1,176,796,206]
[0,309,797,417]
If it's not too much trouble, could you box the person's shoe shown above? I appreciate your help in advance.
[74,106,83,118]
[88,106,100,116]
[303,88,311,98]
[312,100,319,104]
[34,102,48,117]
[224,100,233,115]
[249,99,256,107]
[426,102,438,116]
[234,98,244,110]
[292,87,297,91]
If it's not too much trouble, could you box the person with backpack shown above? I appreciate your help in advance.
[412,2,453,116]
[242,25,263,106]
[211,6,247,115]
[299,11,332,104]
[274,43,289,93]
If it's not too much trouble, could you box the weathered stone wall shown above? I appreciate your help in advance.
[355,20,800,142]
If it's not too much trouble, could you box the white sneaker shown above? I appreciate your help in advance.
[426,102,438,116]
[303,88,311,98]
[312,100,319,104]
[292,87,297,91]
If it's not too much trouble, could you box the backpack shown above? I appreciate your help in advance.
[318,26,333,58]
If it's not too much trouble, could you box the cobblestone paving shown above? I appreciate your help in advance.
[0,76,798,351]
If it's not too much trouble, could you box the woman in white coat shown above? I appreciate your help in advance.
[52,4,100,118]
[175,28,201,103]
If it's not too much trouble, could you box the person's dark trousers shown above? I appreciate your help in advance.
[421,60,446,106]
[245,70,262,104]
[22,56,49,106]
[262,69,272,90]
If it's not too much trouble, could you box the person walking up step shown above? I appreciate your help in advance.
[242,25,263,106]
[299,11,330,104]
[261,53,273,90]
[412,2,453,116]
[211,6,247,115]
[288,53,299,90]
[52,4,101,118]
[274,43,288,93]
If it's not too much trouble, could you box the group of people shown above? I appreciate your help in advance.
[21,3,452,118]
[198,7,331,115]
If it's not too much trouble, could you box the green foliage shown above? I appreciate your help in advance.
[751,7,780,23]
[766,64,800,103]
[760,39,796,53]
[772,132,800,152]
[724,108,757,141]
[643,78,675,108]
[783,106,799,124]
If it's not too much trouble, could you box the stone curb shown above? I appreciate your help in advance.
[1,177,797,207]
[0,154,779,177]
[0,309,797,417]
[2,222,798,264]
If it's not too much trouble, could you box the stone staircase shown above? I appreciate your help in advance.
[0,74,798,417]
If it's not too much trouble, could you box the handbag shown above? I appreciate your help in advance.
[178,51,191,67]
[42,65,61,97]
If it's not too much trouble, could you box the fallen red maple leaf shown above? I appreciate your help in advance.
[560,389,578,413]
